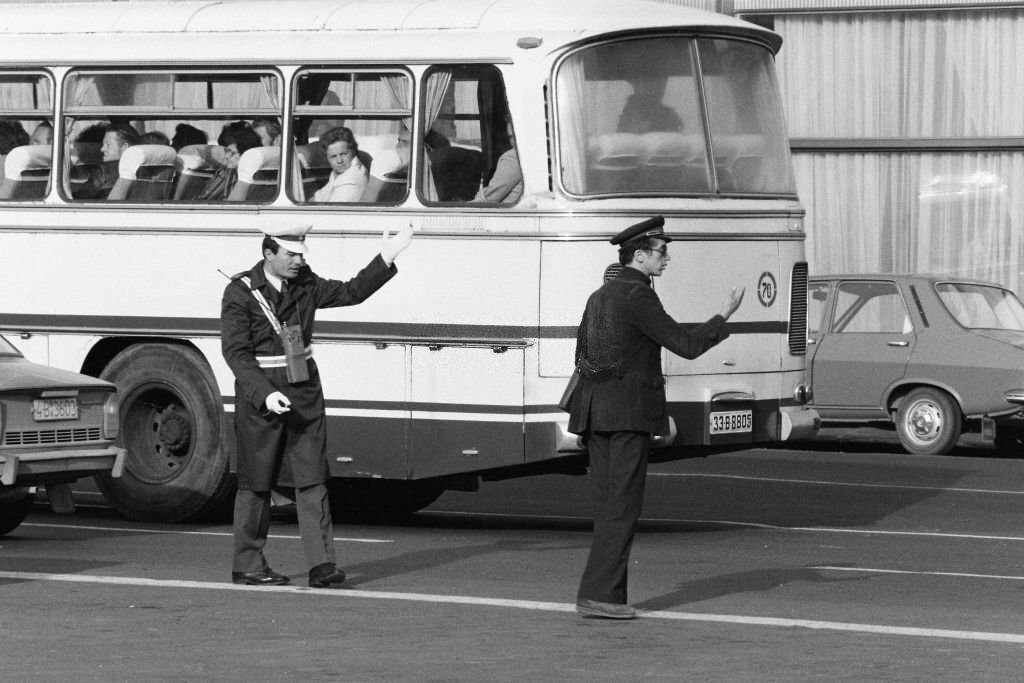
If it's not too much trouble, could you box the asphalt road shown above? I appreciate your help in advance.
[2,428,1023,682]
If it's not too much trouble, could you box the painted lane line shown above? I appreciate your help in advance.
[22,522,393,544]
[649,472,1024,496]
[2,570,1023,645]
[813,565,1024,582]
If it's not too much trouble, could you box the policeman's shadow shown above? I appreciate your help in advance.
[341,538,579,588]
[634,563,868,612]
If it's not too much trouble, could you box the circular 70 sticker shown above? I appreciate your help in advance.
[757,272,777,307]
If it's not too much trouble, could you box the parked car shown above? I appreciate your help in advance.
[0,335,125,534]
[807,274,1024,455]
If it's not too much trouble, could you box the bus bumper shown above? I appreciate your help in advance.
[779,406,820,441]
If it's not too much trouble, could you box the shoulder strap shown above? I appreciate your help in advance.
[239,275,283,334]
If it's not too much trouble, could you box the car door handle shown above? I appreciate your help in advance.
[887,340,909,347]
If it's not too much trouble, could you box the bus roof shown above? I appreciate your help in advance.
[0,0,782,62]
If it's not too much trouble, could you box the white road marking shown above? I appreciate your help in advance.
[650,472,1024,496]
[22,522,393,544]
[814,565,1024,582]
[1,570,1022,645]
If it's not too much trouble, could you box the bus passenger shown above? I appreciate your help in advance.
[566,216,743,620]
[220,222,414,587]
[29,120,52,146]
[312,126,367,203]
[252,117,281,147]
[617,73,683,134]
[0,119,30,155]
[140,130,170,146]
[171,123,208,151]
[475,118,522,204]
[198,122,261,201]
[96,122,141,197]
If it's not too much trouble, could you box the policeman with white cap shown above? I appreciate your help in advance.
[221,222,412,588]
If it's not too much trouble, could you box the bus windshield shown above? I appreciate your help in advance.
[556,35,795,197]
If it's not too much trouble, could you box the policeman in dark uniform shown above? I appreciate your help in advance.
[221,223,412,588]
[567,216,744,619]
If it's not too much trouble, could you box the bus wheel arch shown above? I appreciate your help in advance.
[97,342,234,522]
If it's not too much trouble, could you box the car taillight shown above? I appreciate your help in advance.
[103,392,120,439]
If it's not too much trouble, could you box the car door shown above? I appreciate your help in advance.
[809,279,915,417]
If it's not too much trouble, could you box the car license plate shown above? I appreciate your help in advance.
[32,398,79,421]
[709,409,752,435]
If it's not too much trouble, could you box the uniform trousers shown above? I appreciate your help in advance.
[232,484,336,573]
[577,430,649,605]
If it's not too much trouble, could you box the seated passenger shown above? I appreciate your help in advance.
[475,118,522,204]
[312,126,368,203]
[140,130,170,146]
[425,129,481,201]
[0,120,30,155]
[252,118,281,147]
[617,74,683,134]
[198,121,261,201]
[96,122,141,197]
[171,123,208,151]
[30,121,52,146]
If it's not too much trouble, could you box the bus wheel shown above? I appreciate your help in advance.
[0,488,32,536]
[894,387,961,455]
[327,479,445,522]
[97,343,234,523]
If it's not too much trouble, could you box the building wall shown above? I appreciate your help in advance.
[736,2,1024,293]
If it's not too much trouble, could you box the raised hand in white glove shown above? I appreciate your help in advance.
[380,222,414,266]
[265,391,291,415]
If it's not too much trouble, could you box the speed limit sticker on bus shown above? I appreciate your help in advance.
[709,410,753,434]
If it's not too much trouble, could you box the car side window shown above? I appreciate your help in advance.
[807,282,830,336]
[832,281,910,334]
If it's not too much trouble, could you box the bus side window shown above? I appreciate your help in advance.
[0,74,53,201]
[421,65,521,206]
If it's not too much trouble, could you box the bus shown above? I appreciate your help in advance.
[0,0,817,522]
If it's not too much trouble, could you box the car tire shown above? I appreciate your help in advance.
[0,489,33,536]
[97,343,235,523]
[895,387,962,455]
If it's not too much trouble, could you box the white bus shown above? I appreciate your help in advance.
[0,0,817,522]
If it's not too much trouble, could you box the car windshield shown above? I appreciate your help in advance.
[936,282,1024,330]
[0,335,22,356]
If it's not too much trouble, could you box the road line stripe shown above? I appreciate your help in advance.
[21,522,393,544]
[813,565,1024,582]
[650,472,1024,496]
[1,570,1022,644]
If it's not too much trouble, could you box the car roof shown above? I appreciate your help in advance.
[809,273,1008,289]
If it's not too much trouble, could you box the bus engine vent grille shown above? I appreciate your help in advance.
[4,427,104,446]
[788,262,808,355]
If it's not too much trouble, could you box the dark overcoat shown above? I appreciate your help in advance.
[221,255,395,490]
[567,266,729,436]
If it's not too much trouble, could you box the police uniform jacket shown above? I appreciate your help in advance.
[567,266,729,436]
[221,254,395,489]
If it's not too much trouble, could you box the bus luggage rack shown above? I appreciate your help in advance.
[4,426,104,446]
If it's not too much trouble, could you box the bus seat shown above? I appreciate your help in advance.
[640,132,710,191]
[360,172,407,203]
[294,143,330,200]
[588,133,642,192]
[0,144,52,200]
[429,143,481,201]
[228,146,280,202]
[356,134,406,203]
[174,143,225,200]
[107,144,178,201]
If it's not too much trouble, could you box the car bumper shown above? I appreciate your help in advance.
[0,445,126,486]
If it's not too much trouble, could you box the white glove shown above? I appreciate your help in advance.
[718,286,745,320]
[265,391,291,414]
[380,223,414,265]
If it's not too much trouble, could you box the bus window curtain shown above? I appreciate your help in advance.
[556,56,589,193]
[477,68,510,187]
[422,70,452,202]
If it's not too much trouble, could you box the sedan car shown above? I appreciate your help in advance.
[807,274,1024,455]
[0,335,125,534]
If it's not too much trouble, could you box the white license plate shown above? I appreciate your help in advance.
[32,398,79,421]
[709,410,752,434]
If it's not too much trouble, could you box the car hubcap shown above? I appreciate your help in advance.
[907,399,943,443]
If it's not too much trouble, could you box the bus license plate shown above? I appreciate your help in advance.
[709,410,752,435]
[32,398,79,421]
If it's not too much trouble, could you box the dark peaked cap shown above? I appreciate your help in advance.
[609,215,671,245]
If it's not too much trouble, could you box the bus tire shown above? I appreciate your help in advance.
[894,387,961,455]
[327,479,445,522]
[97,343,234,523]
[0,488,32,536]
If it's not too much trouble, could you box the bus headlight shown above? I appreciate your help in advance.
[794,383,812,405]
[103,392,120,439]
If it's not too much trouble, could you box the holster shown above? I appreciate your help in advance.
[280,324,310,384]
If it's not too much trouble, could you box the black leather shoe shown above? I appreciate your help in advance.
[232,569,291,586]
[308,562,347,588]
[576,599,637,619]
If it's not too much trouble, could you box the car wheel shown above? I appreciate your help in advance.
[0,488,33,536]
[895,387,962,455]
[97,343,235,522]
